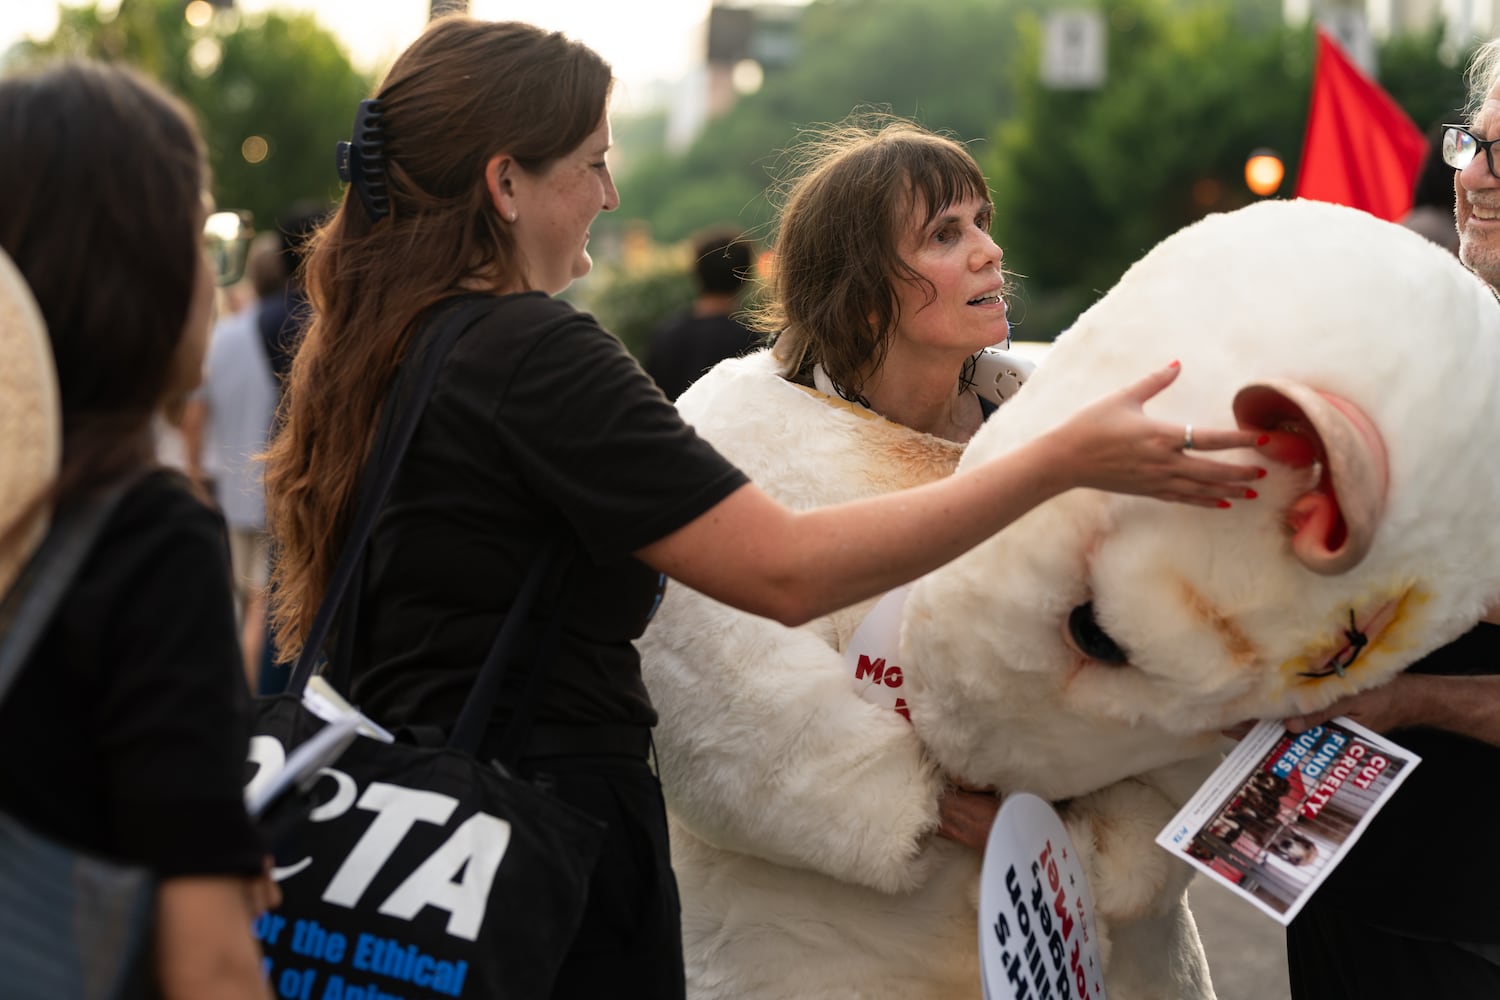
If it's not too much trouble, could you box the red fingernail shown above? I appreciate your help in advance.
[1168,360,1181,369]
[1217,500,1232,509]
[1256,434,1270,446]
[1256,468,1268,479]
[1244,489,1258,500]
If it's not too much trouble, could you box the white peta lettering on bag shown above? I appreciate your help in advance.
[246,735,511,942]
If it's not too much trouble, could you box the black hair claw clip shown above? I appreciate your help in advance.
[335,98,390,222]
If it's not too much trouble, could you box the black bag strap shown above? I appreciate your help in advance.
[391,543,572,764]
[0,476,141,709]
[286,295,578,760]
[286,296,494,696]
[448,537,574,761]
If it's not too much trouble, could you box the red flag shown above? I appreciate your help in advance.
[1294,28,1427,221]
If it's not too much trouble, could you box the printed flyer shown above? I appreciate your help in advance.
[1156,717,1419,924]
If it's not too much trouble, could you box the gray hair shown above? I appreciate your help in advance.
[1467,38,1500,120]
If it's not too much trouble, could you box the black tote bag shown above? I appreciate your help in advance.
[246,297,607,1000]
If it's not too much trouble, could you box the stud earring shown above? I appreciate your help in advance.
[507,212,518,223]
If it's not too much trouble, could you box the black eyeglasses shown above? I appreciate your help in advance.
[1441,124,1500,181]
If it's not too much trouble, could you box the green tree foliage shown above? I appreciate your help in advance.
[196,14,372,227]
[1379,23,1471,127]
[985,1,1315,336]
[610,0,1466,342]
[587,266,697,361]
[986,1,1468,339]
[32,0,192,80]
[16,0,371,233]
[611,0,1054,245]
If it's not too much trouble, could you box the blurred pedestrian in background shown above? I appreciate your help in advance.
[257,204,324,394]
[644,227,760,399]
[183,232,285,685]
[0,58,272,998]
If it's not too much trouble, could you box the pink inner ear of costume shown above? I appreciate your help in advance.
[1232,381,1388,576]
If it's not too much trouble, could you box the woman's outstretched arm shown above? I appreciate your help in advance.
[638,362,1262,626]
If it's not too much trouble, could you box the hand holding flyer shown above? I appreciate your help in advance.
[1156,717,1419,924]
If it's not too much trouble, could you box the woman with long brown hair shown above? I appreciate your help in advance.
[265,16,1262,997]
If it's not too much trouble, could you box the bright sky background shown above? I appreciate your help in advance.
[0,0,741,110]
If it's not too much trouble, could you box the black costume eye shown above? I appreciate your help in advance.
[1068,602,1131,666]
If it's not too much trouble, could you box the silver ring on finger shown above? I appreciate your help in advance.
[1181,424,1195,451]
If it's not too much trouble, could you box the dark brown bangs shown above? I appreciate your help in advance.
[907,140,990,232]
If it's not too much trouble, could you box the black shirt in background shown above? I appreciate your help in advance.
[645,311,760,401]
[348,293,747,731]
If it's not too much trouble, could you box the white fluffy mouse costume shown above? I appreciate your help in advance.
[903,199,1500,997]
[640,199,1500,1000]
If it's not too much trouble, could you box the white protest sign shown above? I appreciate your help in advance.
[980,793,1107,1000]
[843,585,911,720]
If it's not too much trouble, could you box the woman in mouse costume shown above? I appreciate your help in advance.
[638,115,1265,1000]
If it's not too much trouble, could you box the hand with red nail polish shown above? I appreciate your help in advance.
[1040,361,1266,510]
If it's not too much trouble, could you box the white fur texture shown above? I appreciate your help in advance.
[901,200,1500,998]
[640,351,982,998]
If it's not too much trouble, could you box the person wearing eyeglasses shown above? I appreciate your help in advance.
[1281,41,1500,1000]
[1447,111,1500,289]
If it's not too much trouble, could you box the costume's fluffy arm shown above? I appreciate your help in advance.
[642,581,946,894]
[640,350,955,892]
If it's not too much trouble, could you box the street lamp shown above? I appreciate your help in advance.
[1245,148,1285,197]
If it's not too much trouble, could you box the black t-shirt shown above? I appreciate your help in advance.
[0,469,264,877]
[347,293,747,731]
[645,311,760,401]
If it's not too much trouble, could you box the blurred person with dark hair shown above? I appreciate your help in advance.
[263,17,1261,996]
[0,59,272,998]
[644,227,760,400]
[257,202,325,391]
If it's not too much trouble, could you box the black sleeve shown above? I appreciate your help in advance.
[491,308,747,561]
